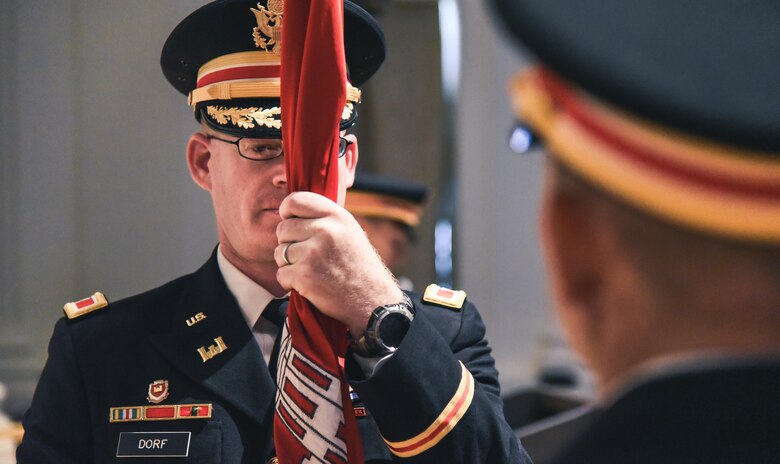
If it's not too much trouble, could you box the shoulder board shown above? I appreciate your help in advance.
[63,292,109,320]
[422,284,467,311]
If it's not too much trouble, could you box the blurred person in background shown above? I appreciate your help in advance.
[490,0,780,462]
[346,172,428,290]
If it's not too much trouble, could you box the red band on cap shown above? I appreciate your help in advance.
[198,65,281,88]
[541,72,780,200]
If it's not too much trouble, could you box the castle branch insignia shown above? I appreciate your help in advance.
[251,0,284,54]
[147,380,170,404]
[207,105,282,129]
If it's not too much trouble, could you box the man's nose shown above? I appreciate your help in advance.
[272,162,287,188]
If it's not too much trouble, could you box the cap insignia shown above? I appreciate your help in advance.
[206,105,281,129]
[251,0,284,54]
[422,284,467,311]
[63,292,109,319]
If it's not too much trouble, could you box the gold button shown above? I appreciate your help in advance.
[266,458,279,464]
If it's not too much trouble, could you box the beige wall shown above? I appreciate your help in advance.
[0,0,560,419]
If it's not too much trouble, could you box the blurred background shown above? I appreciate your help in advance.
[0,0,592,449]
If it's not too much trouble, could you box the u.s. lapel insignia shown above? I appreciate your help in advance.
[197,336,228,362]
[422,284,467,311]
[185,312,207,327]
[63,292,109,319]
[147,380,170,404]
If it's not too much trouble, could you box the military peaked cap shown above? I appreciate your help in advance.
[161,0,385,138]
[346,172,428,228]
[491,0,780,242]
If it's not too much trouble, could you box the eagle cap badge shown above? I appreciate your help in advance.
[251,0,284,54]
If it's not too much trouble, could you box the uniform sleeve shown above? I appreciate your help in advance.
[17,318,93,463]
[346,300,532,463]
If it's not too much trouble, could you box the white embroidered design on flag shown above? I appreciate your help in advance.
[275,322,349,463]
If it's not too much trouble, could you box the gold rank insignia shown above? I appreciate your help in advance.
[422,284,467,311]
[63,292,109,320]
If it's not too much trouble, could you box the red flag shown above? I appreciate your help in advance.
[276,1,364,463]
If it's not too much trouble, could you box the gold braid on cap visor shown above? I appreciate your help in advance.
[188,80,362,108]
[511,67,780,243]
[188,51,361,125]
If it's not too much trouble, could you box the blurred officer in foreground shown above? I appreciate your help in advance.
[18,1,526,463]
[346,172,428,290]
[490,0,780,462]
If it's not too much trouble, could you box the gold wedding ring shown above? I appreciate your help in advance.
[281,242,293,266]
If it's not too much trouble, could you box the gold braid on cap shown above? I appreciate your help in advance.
[189,81,361,108]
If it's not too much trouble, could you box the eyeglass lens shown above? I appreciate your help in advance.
[238,139,284,160]
[211,135,349,160]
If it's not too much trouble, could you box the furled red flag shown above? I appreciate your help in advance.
[276,0,364,463]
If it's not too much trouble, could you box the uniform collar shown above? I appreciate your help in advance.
[216,244,285,329]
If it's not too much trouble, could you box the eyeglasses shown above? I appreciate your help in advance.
[204,134,353,161]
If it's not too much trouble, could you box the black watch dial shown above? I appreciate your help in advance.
[377,311,412,349]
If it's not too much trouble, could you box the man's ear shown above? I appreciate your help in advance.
[540,160,606,320]
[187,132,213,192]
[341,133,358,188]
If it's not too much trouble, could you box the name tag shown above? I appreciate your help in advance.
[116,431,191,458]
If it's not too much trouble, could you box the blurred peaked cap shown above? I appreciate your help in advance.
[352,172,428,204]
[346,172,428,228]
[160,0,385,138]
[490,0,780,243]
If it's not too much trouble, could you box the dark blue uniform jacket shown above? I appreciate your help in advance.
[549,359,780,464]
[18,251,528,463]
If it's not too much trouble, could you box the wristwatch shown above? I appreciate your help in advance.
[350,294,415,357]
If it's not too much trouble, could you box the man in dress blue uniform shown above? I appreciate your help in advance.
[490,0,780,462]
[18,1,528,463]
